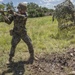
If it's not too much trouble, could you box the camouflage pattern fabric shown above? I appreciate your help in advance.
[3,12,34,58]
[54,0,75,30]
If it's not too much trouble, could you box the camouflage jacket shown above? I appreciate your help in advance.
[54,0,74,20]
[54,0,75,29]
[3,12,27,33]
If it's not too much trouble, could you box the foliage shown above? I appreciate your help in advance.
[0,4,5,21]
[27,3,44,17]
[0,2,54,21]
[54,0,75,30]
[0,4,5,10]
[27,2,54,17]
[2,1,15,11]
[0,15,4,22]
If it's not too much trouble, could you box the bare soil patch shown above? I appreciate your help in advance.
[0,47,75,75]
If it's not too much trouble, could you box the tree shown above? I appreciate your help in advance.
[3,1,15,11]
[27,3,45,17]
[0,4,5,10]
[27,2,54,17]
[0,4,5,22]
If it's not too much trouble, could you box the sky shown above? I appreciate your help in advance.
[0,0,75,9]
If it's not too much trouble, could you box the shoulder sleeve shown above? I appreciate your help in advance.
[15,12,27,20]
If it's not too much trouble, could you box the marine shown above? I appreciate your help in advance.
[1,2,34,64]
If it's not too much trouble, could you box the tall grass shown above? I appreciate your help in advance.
[27,16,75,54]
[0,16,75,56]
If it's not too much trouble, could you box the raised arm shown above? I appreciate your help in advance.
[13,12,27,20]
[1,10,14,24]
[3,15,13,24]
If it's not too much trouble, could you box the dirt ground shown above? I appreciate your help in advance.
[0,47,75,75]
[29,47,75,75]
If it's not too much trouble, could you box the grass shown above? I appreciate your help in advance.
[0,16,75,53]
[0,16,75,63]
[0,16,75,75]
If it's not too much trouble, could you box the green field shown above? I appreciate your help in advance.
[0,16,75,65]
[0,16,75,53]
[0,16,75,74]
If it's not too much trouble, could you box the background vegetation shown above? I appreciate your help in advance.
[0,1,54,21]
[0,16,75,55]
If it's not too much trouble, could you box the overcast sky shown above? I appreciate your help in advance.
[0,0,75,9]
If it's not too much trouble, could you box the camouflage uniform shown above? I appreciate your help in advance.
[3,3,34,63]
[54,0,75,30]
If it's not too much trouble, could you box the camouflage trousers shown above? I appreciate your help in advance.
[9,31,34,58]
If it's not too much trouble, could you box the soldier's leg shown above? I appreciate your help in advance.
[9,35,21,62]
[22,35,34,63]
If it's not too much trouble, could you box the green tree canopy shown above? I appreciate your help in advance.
[27,2,54,17]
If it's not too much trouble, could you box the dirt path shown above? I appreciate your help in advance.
[29,47,75,75]
[0,47,75,75]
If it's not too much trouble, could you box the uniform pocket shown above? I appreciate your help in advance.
[10,30,14,36]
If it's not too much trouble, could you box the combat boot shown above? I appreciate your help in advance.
[6,56,13,65]
[27,53,34,64]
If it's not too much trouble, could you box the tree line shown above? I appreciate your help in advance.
[27,2,54,17]
[0,1,54,21]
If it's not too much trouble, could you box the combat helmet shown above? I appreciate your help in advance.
[17,3,27,10]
